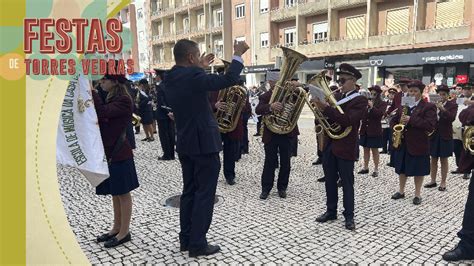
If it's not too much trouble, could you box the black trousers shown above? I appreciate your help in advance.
[256,116,262,135]
[454,139,463,168]
[290,136,298,157]
[242,114,250,153]
[178,152,220,250]
[458,175,474,253]
[382,128,390,152]
[222,134,239,180]
[157,118,175,159]
[261,134,291,192]
[323,142,355,220]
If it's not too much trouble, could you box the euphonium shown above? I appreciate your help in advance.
[463,126,474,155]
[305,70,352,139]
[392,106,408,149]
[264,47,308,134]
[132,113,141,126]
[215,59,247,133]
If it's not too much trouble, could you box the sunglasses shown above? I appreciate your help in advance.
[336,77,354,84]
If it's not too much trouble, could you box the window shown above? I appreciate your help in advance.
[260,0,269,13]
[139,31,145,41]
[199,42,206,53]
[214,39,224,58]
[183,17,190,32]
[213,9,223,27]
[313,22,328,43]
[170,45,174,60]
[284,27,296,46]
[137,8,143,19]
[260,32,269,48]
[157,0,162,11]
[285,0,296,7]
[435,0,464,29]
[235,4,245,19]
[236,36,246,43]
[169,20,175,34]
[198,13,205,30]
[346,15,365,39]
[386,8,409,35]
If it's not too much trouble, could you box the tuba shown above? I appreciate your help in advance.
[463,126,474,155]
[392,106,408,149]
[306,70,351,139]
[263,47,308,134]
[215,59,247,133]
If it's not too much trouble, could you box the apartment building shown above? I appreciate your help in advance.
[135,0,150,72]
[146,0,473,88]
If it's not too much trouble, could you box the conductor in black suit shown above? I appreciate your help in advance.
[163,39,249,257]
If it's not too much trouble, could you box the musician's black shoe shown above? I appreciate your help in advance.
[337,179,343,187]
[315,212,337,223]
[424,182,437,188]
[463,173,470,179]
[158,156,173,161]
[189,244,221,258]
[147,137,155,142]
[278,190,287,198]
[253,133,261,136]
[259,191,269,200]
[226,178,236,185]
[312,158,322,165]
[391,192,405,200]
[345,219,356,231]
[386,163,392,167]
[141,138,149,141]
[380,150,387,154]
[96,232,118,242]
[371,171,378,177]
[357,169,369,174]
[451,170,460,174]
[317,177,326,182]
[104,233,131,248]
[442,245,474,261]
[413,196,422,205]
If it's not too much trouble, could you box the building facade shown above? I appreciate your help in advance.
[135,0,151,72]
[147,0,474,88]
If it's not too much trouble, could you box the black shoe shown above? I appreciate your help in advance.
[391,192,405,200]
[134,132,140,135]
[438,186,446,191]
[226,179,236,185]
[259,191,269,200]
[141,138,149,141]
[104,233,131,248]
[312,158,322,165]
[345,219,356,230]
[442,245,474,261]
[278,190,287,198]
[380,150,387,154]
[424,182,437,188]
[337,180,343,188]
[371,171,378,177]
[189,244,221,258]
[96,232,118,242]
[386,163,391,167]
[357,169,369,174]
[451,170,460,174]
[317,177,326,182]
[147,137,155,142]
[463,174,470,180]
[413,196,422,205]
[253,133,261,136]
[180,244,188,252]
[158,156,173,161]
[315,212,337,223]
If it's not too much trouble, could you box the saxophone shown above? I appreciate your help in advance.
[263,47,308,134]
[215,59,247,133]
[392,106,408,149]
[306,70,352,139]
[463,126,474,155]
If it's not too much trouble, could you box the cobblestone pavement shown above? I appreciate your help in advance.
[58,121,474,264]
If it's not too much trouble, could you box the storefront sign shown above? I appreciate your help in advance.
[243,64,274,74]
[368,49,473,67]
[456,75,469,84]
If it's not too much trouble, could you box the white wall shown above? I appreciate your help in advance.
[135,0,150,72]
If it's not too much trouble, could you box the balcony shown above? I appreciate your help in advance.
[299,0,328,16]
[189,0,204,10]
[367,32,413,50]
[152,32,176,44]
[414,23,471,45]
[209,25,223,34]
[270,5,297,22]
[331,0,367,10]
[269,46,284,61]
[209,0,221,5]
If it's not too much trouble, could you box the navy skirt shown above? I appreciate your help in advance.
[430,133,453,158]
[140,111,154,125]
[393,144,430,177]
[96,158,140,196]
[359,135,383,148]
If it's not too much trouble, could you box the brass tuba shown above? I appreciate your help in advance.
[132,113,141,126]
[463,126,474,155]
[392,106,408,149]
[306,70,352,139]
[263,47,308,134]
[215,59,247,133]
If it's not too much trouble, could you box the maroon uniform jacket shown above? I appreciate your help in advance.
[435,100,458,140]
[459,105,474,172]
[359,101,388,137]
[322,91,368,161]
[92,91,134,162]
[255,89,300,144]
[208,90,251,141]
[392,100,437,156]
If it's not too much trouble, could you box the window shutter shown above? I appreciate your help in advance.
[346,16,365,39]
[436,0,464,28]
[386,8,409,34]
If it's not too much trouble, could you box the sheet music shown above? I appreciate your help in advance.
[429,94,441,104]
[401,96,416,107]
[456,97,466,105]
[307,84,328,103]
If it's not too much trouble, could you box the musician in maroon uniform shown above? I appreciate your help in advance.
[209,73,251,185]
[424,85,458,191]
[311,63,367,230]
[391,80,437,205]
[256,70,300,200]
[443,103,474,261]
[358,85,388,177]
